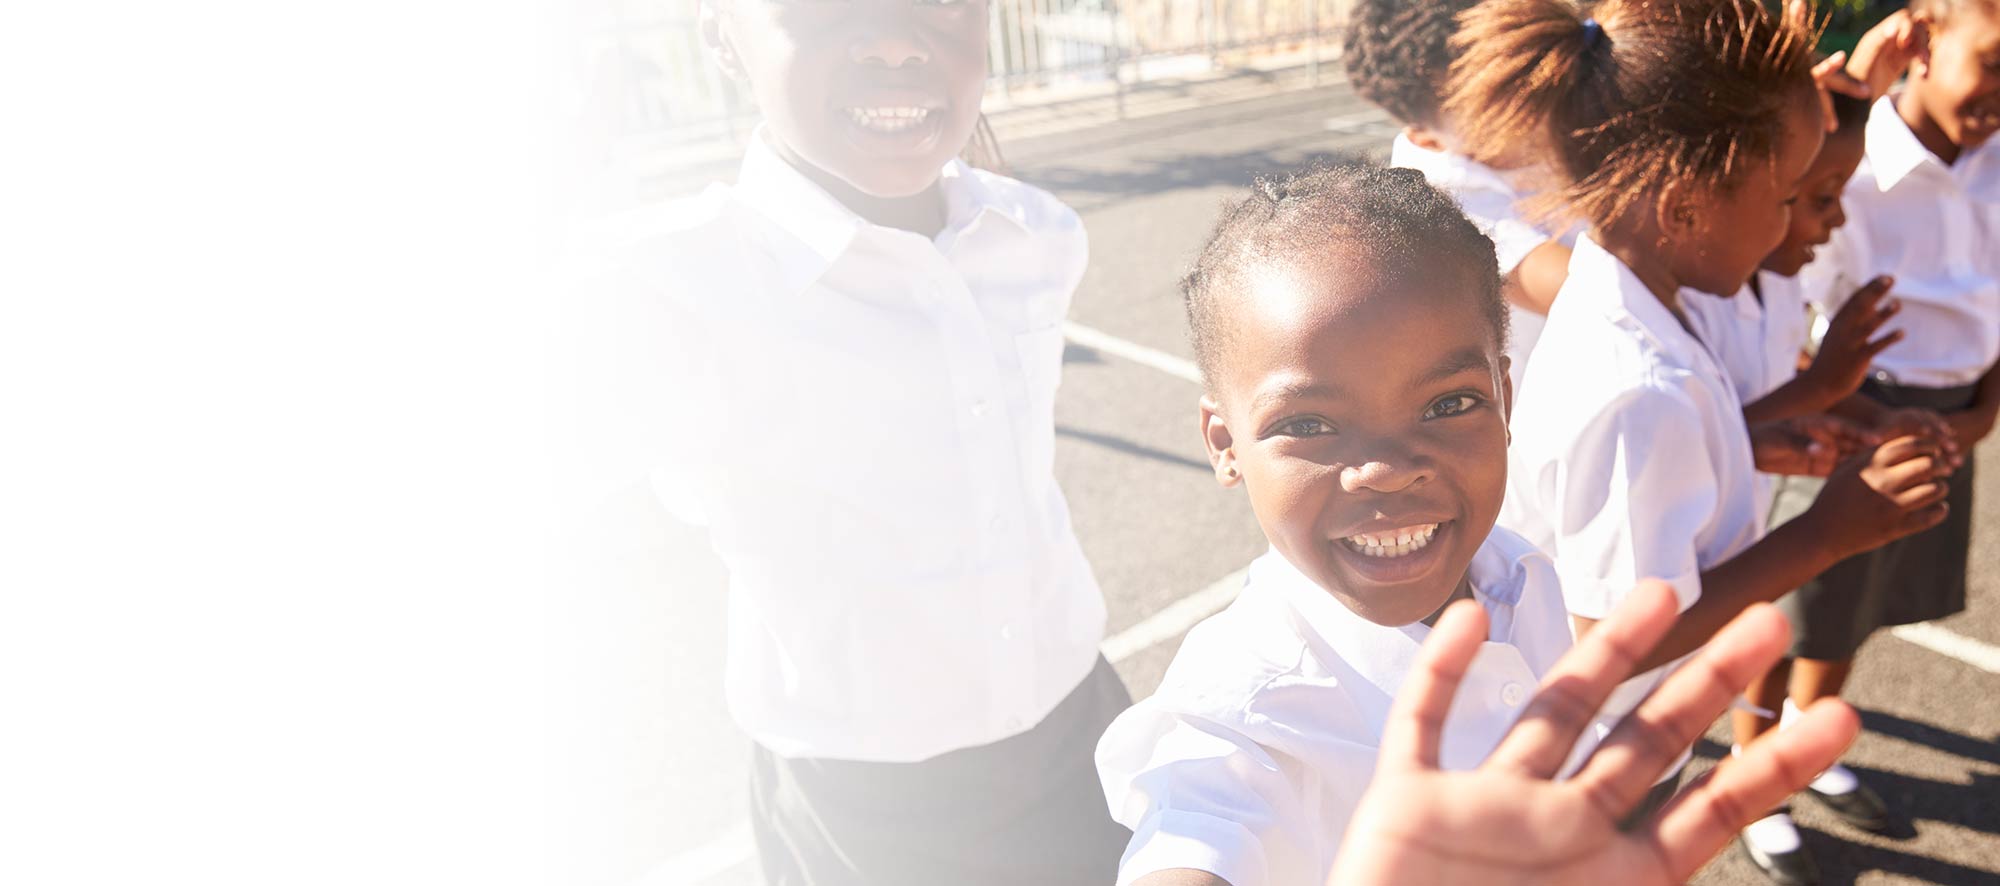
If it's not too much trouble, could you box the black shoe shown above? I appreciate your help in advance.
[1740,833,1821,886]
[1807,780,1891,833]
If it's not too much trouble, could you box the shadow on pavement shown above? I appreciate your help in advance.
[1056,425,1211,473]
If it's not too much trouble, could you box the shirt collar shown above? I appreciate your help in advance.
[1255,529,1542,699]
[729,129,1029,294]
[1864,95,1937,193]
[1566,234,1707,365]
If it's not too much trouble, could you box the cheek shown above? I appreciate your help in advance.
[1242,454,1334,537]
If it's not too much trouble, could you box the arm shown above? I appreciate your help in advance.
[1501,239,1571,317]
[1575,434,1952,671]
[1743,275,1901,425]
[1943,360,2000,445]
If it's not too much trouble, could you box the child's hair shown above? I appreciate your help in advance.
[1342,0,1483,129]
[1182,163,1506,386]
[1829,88,1871,136]
[1444,0,1819,232]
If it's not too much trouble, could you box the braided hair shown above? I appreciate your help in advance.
[1182,162,1506,390]
[1343,0,1485,128]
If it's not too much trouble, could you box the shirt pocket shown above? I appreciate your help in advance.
[1014,324,1067,483]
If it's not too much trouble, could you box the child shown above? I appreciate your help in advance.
[590,3,1133,883]
[1344,0,1573,394]
[1680,87,1962,883]
[1091,161,1936,886]
[1447,0,1954,800]
[1736,1,2000,877]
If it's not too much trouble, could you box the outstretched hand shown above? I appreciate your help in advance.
[1330,581,1862,886]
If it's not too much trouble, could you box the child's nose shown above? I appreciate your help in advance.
[1338,456,1435,495]
[849,11,931,68]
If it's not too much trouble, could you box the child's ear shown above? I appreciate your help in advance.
[699,1,748,83]
[1654,181,1701,246]
[1199,396,1242,488]
[1497,355,1515,428]
[1404,124,1450,153]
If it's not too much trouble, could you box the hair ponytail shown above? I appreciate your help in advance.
[1444,0,1818,233]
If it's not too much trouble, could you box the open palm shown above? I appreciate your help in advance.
[1331,581,1861,886]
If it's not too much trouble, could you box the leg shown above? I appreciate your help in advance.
[1733,657,1794,751]
[1784,654,1887,832]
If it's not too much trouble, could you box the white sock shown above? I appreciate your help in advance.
[1743,811,1803,854]
[1780,699,1861,794]
[1811,762,1860,795]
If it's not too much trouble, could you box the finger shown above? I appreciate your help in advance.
[1487,580,1679,780]
[1904,502,1950,534]
[1570,604,1792,816]
[1861,329,1907,360]
[1644,699,1861,880]
[1378,599,1488,772]
[1874,434,1939,465]
[1880,454,1940,491]
[1893,482,1950,511]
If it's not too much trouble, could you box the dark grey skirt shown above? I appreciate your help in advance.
[748,656,1133,886]
[1767,378,1976,661]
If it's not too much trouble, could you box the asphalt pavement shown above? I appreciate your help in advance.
[623,79,2000,886]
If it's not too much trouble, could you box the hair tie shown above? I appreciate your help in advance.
[1582,18,1605,50]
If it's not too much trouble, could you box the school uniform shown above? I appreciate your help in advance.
[1094,528,1644,886]
[1773,96,2000,659]
[595,132,1129,885]
[1391,134,1573,393]
[1680,272,1814,517]
[1501,235,1763,735]
[1504,235,1765,614]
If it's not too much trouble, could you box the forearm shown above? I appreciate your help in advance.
[1133,870,1232,886]
[1502,240,1571,316]
[1635,520,1845,671]
[1742,374,1843,425]
[1826,391,1889,426]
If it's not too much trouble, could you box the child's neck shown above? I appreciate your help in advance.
[1419,576,1478,629]
[1897,89,1965,166]
[1595,229,1685,314]
[768,138,950,238]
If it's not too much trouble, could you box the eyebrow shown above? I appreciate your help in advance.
[1416,346,1494,386]
[1250,378,1340,415]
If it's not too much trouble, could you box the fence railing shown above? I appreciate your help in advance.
[574,0,1345,152]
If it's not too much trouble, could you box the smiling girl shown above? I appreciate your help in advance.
[593,1,1134,883]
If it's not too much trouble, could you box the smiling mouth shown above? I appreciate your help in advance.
[844,106,935,133]
[1338,523,1440,559]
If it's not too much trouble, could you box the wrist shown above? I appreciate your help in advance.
[1787,505,1857,567]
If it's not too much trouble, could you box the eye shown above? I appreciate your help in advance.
[1273,417,1335,438]
[1423,393,1484,420]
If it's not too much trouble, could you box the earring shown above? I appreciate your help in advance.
[1222,465,1239,479]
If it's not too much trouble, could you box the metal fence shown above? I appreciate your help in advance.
[574,0,1344,150]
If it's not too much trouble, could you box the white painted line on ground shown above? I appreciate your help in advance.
[1889,621,2000,675]
[1063,321,1203,385]
[1104,566,1250,664]
[1323,108,1395,133]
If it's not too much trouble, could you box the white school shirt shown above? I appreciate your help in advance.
[1803,96,2000,388]
[1680,273,1813,514]
[583,134,1107,762]
[1390,134,1570,394]
[1502,235,1765,620]
[1096,528,1638,886]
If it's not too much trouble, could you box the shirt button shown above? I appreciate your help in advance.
[1501,682,1527,707]
[1000,624,1015,641]
[971,400,991,418]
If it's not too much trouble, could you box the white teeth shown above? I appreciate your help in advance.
[845,106,933,133]
[1340,523,1440,559]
